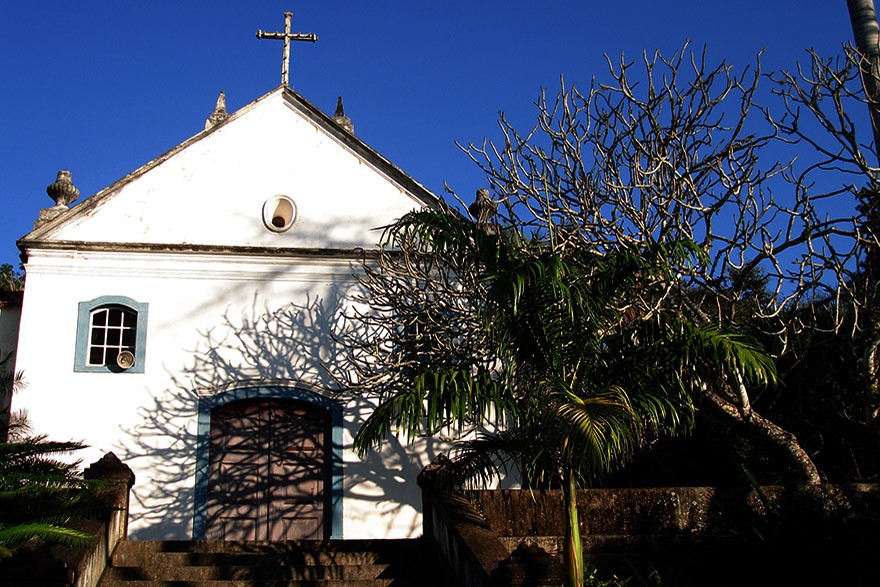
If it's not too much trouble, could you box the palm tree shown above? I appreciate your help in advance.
[0,355,23,443]
[0,417,97,558]
[351,209,776,587]
[847,0,880,156]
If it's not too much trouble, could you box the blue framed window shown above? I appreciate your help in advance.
[74,296,148,373]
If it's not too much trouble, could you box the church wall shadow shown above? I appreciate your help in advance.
[117,284,442,540]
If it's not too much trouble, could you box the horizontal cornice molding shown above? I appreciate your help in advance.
[17,239,383,260]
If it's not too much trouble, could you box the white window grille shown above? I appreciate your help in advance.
[87,306,137,367]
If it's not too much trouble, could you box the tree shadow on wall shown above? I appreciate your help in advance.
[117,290,441,540]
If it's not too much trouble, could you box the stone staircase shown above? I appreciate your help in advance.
[98,538,455,586]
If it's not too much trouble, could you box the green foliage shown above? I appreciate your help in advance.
[0,355,25,445]
[0,421,98,558]
[758,301,880,482]
[356,210,775,485]
[0,264,23,292]
[584,562,664,587]
[354,366,513,458]
[348,208,777,587]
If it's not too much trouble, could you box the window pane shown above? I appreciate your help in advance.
[92,309,107,327]
[89,347,104,365]
[90,327,104,345]
[108,309,123,327]
[122,327,135,347]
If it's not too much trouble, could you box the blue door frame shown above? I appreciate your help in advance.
[193,385,343,539]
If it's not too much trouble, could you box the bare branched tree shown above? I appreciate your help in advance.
[338,224,505,446]
[470,47,867,341]
[459,45,880,482]
[342,44,880,484]
[767,47,880,434]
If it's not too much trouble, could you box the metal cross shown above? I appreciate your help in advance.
[256,11,318,88]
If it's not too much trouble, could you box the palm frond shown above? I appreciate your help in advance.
[445,431,522,488]
[353,366,514,457]
[348,208,776,511]
[0,418,98,557]
[0,523,94,557]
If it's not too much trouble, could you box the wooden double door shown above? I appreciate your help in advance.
[206,398,330,541]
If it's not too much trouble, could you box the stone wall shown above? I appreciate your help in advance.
[419,464,880,586]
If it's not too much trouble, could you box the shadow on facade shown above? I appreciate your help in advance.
[118,289,440,539]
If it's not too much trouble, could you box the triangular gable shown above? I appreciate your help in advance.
[19,87,442,254]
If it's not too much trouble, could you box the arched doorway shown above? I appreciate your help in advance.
[205,397,330,540]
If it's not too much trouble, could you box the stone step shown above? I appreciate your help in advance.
[98,539,450,587]
[111,550,382,567]
[98,581,394,587]
[102,562,390,582]
[112,547,382,568]
[111,539,415,556]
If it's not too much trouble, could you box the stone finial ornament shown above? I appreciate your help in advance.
[469,188,498,230]
[469,188,500,236]
[334,96,354,134]
[34,169,80,229]
[205,90,230,130]
[46,169,80,208]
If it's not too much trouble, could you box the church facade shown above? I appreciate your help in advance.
[11,85,448,540]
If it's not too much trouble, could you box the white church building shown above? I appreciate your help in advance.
[10,51,452,541]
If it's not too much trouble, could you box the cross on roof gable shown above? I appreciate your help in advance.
[256,11,318,89]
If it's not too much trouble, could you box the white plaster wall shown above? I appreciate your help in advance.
[14,88,447,540]
[13,249,444,540]
[51,92,427,250]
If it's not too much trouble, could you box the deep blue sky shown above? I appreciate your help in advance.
[0,2,858,268]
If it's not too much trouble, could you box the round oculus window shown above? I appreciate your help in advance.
[262,195,297,232]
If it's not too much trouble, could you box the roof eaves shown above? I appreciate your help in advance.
[281,87,444,212]
[14,239,387,260]
[17,86,446,257]
[19,87,288,248]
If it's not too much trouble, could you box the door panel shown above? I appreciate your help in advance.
[216,507,260,541]
[206,398,329,540]
[269,404,326,540]
[275,510,322,541]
